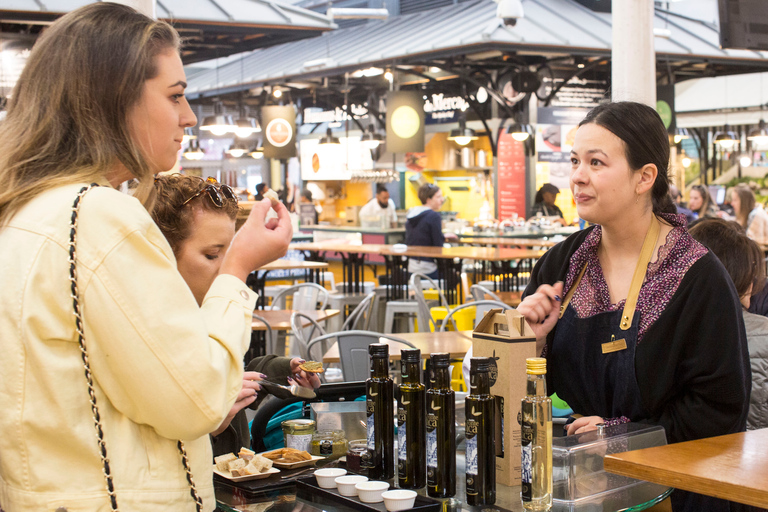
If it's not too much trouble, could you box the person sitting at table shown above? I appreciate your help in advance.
[152,174,321,457]
[731,183,768,245]
[687,184,718,222]
[254,182,269,202]
[516,101,750,512]
[688,218,768,431]
[529,183,567,226]
[405,183,457,279]
[359,184,398,228]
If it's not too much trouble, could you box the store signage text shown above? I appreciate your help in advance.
[303,105,369,124]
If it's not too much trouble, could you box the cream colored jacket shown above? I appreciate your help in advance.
[0,184,256,511]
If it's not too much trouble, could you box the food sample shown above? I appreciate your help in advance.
[263,189,280,207]
[214,453,238,472]
[261,447,312,463]
[299,361,324,374]
[215,448,274,476]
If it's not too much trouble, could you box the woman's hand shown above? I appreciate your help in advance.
[210,371,264,437]
[221,199,294,283]
[516,281,564,351]
[288,358,322,389]
[566,416,604,435]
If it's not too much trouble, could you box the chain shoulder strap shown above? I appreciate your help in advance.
[69,185,202,512]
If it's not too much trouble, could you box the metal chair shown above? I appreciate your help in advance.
[410,272,452,332]
[341,290,378,331]
[305,331,416,381]
[289,311,328,361]
[252,313,275,355]
[268,282,329,311]
[438,300,512,332]
[469,283,503,302]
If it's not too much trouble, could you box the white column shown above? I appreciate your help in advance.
[106,0,156,19]
[612,0,656,106]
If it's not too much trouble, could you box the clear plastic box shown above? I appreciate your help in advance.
[552,423,671,511]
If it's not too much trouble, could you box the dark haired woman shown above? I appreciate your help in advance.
[517,102,750,512]
[687,184,718,222]
[529,183,567,226]
[405,183,455,278]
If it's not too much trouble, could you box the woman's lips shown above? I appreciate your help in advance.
[574,193,593,203]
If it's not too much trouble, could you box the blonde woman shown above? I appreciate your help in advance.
[732,183,768,244]
[0,4,292,511]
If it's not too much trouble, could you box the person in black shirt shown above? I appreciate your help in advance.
[529,183,567,225]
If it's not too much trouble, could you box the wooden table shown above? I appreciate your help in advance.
[487,290,523,307]
[247,259,330,309]
[458,237,557,248]
[322,330,473,363]
[604,429,768,508]
[252,309,339,331]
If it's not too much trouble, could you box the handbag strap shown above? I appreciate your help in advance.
[69,184,202,512]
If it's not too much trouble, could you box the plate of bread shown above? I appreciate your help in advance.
[214,448,280,482]
[260,447,323,469]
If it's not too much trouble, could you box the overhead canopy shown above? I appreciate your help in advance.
[0,0,336,63]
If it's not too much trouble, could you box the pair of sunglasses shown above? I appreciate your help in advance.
[181,177,238,208]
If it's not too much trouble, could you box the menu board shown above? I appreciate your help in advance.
[496,132,527,221]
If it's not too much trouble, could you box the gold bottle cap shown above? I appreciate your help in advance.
[526,357,547,375]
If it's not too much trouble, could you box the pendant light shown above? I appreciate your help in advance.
[233,105,261,138]
[361,124,384,149]
[447,116,478,146]
[748,119,768,145]
[673,127,690,144]
[507,122,531,142]
[714,124,738,149]
[319,127,340,145]
[183,139,205,160]
[227,140,249,158]
[200,101,235,136]
[250,139,264,159]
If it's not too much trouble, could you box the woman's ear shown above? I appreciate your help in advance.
[636,163,658,195]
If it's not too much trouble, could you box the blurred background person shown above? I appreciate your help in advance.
[529,182,568,226]
[359,184,397,227]
[669,184,696,224]
[254,183,269,202]
[687,184,718,221]
[405,183,456,279]
[732,183,768,245]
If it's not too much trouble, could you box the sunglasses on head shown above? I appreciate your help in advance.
[181,177,238,208]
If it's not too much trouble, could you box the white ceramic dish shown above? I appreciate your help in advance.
[212,466,279,482]
[381,489,417,511]
[391,243,408,253]
[355,480,390,503]
[260,453,324,469]
[334,475,368,496]
[313,467,347,488]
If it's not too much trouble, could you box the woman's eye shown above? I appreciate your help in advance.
[591,159,603,166]
[205,254,219,261]
[171,93,184,102]
[570,158,579,166]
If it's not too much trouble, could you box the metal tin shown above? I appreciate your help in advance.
[282,419,316,452]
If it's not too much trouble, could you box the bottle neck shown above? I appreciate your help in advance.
[526,373,547,396]
[432,366,451,390]
[401,360,421,385]
[371,356,389,378]
[470,370,491,396]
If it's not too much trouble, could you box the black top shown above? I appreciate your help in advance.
[524,227,751,444]
[529,202,564,219]
[405,208,445,247]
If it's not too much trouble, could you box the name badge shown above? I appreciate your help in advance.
[602,335,628,354]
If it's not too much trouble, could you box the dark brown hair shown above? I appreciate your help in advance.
[152,174,239,255]
[579,102,675,215]
[689,217,765,298]
[689,185,715,217]
[417,183,441,204]
[0,2,180,225]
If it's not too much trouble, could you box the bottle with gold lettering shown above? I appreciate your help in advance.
[465,357,495,506]
[365,343,394,480]
[426,352,455,497]
[397,348,425,488]
[521,357,552,511]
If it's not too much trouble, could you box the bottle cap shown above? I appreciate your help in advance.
[400,348,421,363]
[369,343,389,358]
[526,357,547,375]
[470,357,491,373]
[431,352,450,368]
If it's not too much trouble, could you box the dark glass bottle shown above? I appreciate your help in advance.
[365,343,394,480]
[465,357,496,506]
[397,348,426,489]
[426,352,456,498]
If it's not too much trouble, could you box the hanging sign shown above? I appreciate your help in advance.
[386,91,425,153]
[262,105,296,159]
[497,132,527,221]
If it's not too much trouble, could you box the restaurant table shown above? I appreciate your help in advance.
[321,330,473,363]
[487,290,524,307]
[247,309,339,360]
[604,428,768,509]
[246,259,330,309]
[458,237,557,248]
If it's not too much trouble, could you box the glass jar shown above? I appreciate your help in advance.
[310,429,348,459]
[281,419,315,452]
[346,439,368,474]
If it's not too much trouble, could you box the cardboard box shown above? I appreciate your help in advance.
[472,308,537,487]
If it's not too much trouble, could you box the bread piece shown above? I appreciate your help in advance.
[298,361,324,374]
[248,454,274,473]
[214,453,237,472]
[227,458,247,473]
[281,449,312,462]
[239,447,256,461]
[262,448,285,460]
[264,189,279,207]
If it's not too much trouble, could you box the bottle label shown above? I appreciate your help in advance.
[521,420,533,500]
[285,433,312,452]
[367,399,375,450]
[426,413,438,470]
[466,419,478,476]
[397,407,407,462]
[320,439,334,456]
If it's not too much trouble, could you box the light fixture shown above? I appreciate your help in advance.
[682,156,692,168]
[361,124,384,149]
[182,128,197,144]
[249,144,264,159]
[352,67,384,78]
[183,139,205,160]
[227,140,249,158]
[714,124,739,149]
[233,117,261,138]
[319,127,340,145]
[200,102,235,136]
[507,122,531,142]
[673,127,690,144]
[748,119,768,145]
[273,88,283,98]
[447,117,478,146]
[384,70,394,82]
[740,155,753,167]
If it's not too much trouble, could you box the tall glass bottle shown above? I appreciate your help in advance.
[521,357,553,511]
[397,348,426,489]
[426,352,456,498]
[365,343,394,480]
[465,357,496,506]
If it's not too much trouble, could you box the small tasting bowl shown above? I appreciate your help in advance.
[314,468,347,488]
[355,480,390,503]
[334,475,368,496]
[381,489,418,511]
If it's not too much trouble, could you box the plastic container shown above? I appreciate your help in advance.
[281,419,315,452]
[335,475,368,496]
[552,423,670,511]
[313,468,347,489]
[355,480,390,503]
[382,489,418,511]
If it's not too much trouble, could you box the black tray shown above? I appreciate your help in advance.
[296,475,442,512]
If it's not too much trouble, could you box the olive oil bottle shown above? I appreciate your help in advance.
[426,352,456,498]
[465,357,496,506]
[521,357,553,511]
[397,348,426,489]
[365,343,394,480]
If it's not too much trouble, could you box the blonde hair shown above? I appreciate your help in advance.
[733,184,756,228]
[0,3,180,226]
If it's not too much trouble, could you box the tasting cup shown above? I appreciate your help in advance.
[334,475,368,496]
[355,480,390,503]
[313,468,346,488]
[382,489,418,511]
